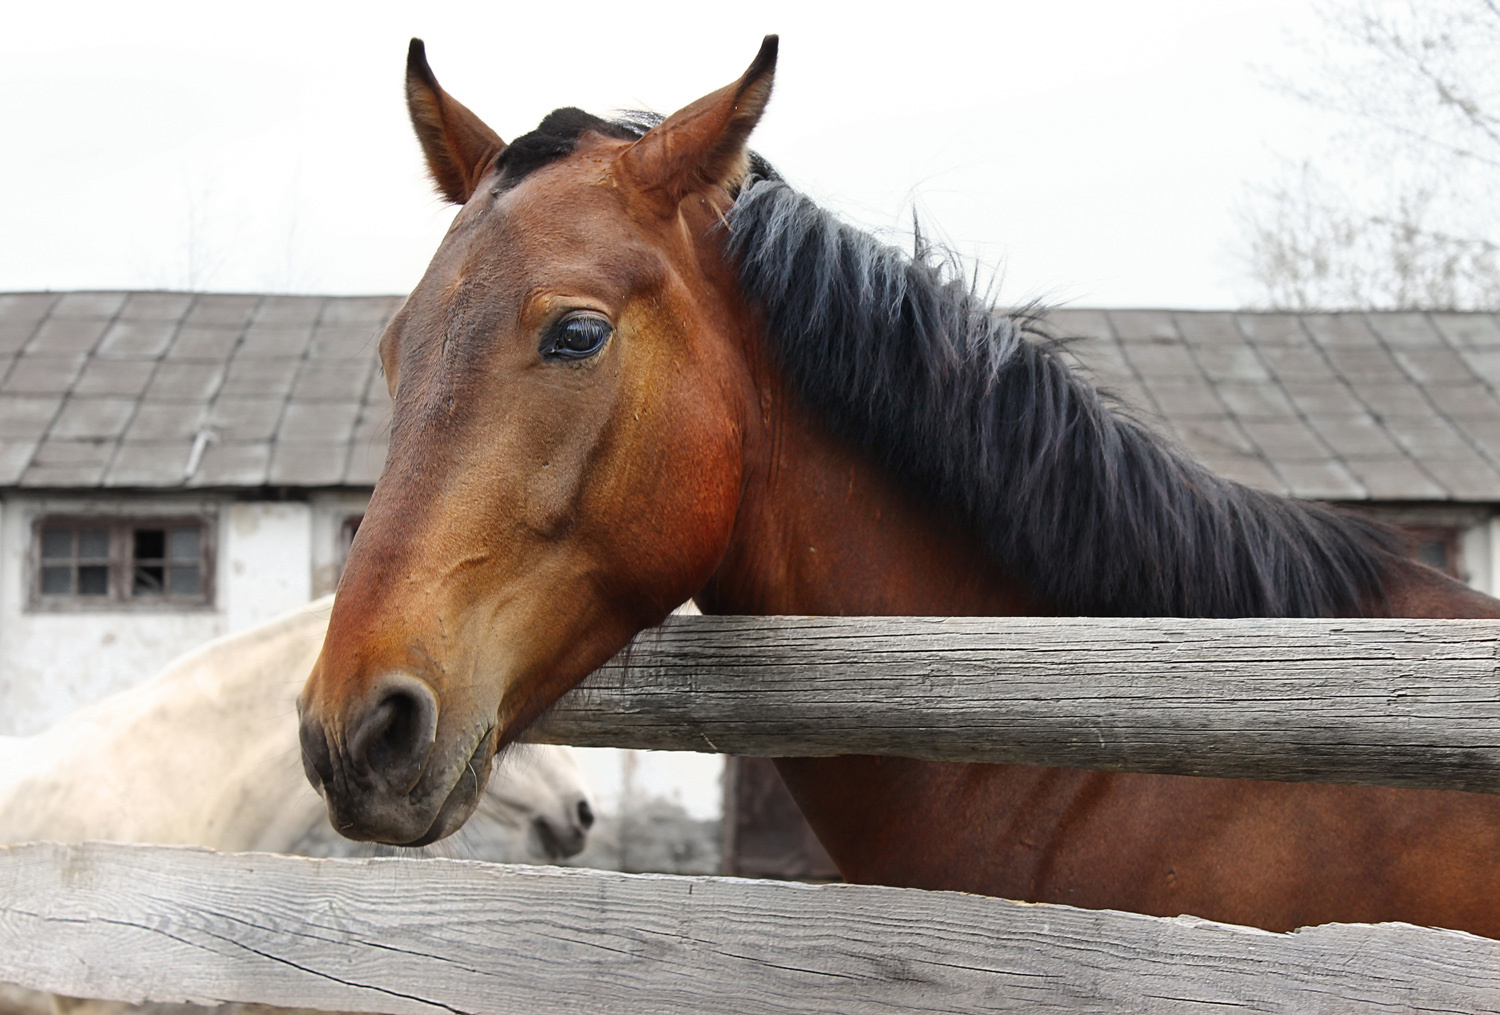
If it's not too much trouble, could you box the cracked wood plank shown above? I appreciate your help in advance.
[525,615,1500,793]
[2,842,1499,1015]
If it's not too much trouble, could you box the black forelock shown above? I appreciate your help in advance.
[490,108,781,190]
[492,108,642,185]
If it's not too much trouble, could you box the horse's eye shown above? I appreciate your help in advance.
[541,314,612,361]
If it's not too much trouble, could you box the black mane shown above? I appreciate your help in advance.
[724,178,1401,618]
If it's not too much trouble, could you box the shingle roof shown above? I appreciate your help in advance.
[1044,308,1500,502]
[0,292,398,488]
[0,294,1497,500]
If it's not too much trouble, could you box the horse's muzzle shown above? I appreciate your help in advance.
[299,672,485,845]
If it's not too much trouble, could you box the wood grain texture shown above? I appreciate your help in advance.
[526,615,1500,792]
[3,842,1499,1015]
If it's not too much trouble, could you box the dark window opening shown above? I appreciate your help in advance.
[130,526,202,597]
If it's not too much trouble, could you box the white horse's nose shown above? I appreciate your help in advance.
[528,793,594,859]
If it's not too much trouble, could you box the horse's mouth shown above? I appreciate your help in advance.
[396,729,496,847]
[325,725,495,847]
[417,736,494,845]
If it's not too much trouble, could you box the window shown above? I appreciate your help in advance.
[33,516,213,609]
[1402,525,1462,580]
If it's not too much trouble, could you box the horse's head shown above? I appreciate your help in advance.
[298,38,777,844]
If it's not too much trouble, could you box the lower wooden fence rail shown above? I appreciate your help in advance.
[3,616,1500,1013]
[2,842,1498,1015]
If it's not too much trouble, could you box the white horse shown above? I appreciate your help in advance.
[0,596,594,860]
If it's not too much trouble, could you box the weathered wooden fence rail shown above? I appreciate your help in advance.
[2,842,1499,1015]
[5,616,1500,1013]
[531,615,1500,793]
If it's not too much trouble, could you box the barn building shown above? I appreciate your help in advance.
[1,293,1497,877]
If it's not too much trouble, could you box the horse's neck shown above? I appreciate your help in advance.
[696,384,1036,618]
[1379,555,1500,619]
[696,361,1500,910]
[696,358,1500,622]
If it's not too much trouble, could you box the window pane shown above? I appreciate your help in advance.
[78,565,109,596]
[134,529,165,560]
[168,565,201,596]
[41,530,73,559]
[40,566,72,594]
[168,529,200,560]
[132,564,165,595]
[79,530,109,559]
[1417,538,1448,572]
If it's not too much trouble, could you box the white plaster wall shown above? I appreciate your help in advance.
[223,501,313,634]
[0,494,228,736]
[572,747,724,822]
[1363,505,1497,598]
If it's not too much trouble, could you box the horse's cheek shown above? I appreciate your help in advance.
[676,425,744,570]
[565,395,733,613]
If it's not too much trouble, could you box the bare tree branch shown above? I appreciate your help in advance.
[1240,0,1500,310]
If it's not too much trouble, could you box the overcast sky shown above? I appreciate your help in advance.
[1,0,1335,308]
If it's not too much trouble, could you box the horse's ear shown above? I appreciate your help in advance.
[619,35,777,202]
[405,39,506,204]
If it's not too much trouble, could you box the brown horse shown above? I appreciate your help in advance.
[299,36,1500,936]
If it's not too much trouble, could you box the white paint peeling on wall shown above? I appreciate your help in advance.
[309,491,371,597]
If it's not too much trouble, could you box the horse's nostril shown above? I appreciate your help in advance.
[577,799,595,829]
[346,675,439,794]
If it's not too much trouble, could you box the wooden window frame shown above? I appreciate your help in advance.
[29,515,216,612]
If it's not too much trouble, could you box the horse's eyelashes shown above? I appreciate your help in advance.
[540,313,612,361]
